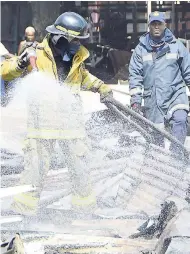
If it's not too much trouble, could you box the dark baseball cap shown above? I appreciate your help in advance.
[149,11,165,24]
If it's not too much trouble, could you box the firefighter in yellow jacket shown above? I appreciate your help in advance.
[1,12,113,216]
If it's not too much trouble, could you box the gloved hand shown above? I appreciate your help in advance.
[18,42,37,69]
[100,91,113,103]
[131,103,143,115]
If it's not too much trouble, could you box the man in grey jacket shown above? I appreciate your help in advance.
[129,11,190,152]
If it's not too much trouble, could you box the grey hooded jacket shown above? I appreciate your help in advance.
[129,28,190,123]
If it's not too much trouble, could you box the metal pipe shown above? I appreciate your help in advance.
[147,0,152,30]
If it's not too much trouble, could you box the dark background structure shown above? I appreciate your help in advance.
[1,1,190,83]
[1,1,190,54]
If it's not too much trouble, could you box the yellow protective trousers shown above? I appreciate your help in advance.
[12,138,95,216]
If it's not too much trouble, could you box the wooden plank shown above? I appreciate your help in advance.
[44,234,157,253]
[0,216,23,224]
[71,219,145,238]
[45,245,152,253]
[0,185,36,198]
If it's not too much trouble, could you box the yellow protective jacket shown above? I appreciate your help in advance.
[1,34,111,95]
[1,35,112,139]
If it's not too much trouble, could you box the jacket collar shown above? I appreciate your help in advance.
[69,45,89,76]
[139,28,176,52]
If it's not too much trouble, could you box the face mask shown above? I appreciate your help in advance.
[59,40,80,61]
[62,41,80,62]
[51,34,64,46]
[69,41,80,55]
[50,34,69,54]
[50,34,80,61]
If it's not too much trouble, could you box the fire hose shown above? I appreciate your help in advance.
[105,98,189,160]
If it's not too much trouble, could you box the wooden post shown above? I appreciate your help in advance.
[147,0,152,24]
[175,2,179,38]
[12,3,19,54]
[30,2,60,41]
[171,1,175,33]
[147,0,152,32]
[132,2,137,40]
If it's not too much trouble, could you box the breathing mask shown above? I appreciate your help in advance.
[69,40,80,55]
[50,34,80,61]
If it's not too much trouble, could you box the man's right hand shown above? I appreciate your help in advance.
[18,42,37,69]
[100,91,113,103]
[131,103,143,115]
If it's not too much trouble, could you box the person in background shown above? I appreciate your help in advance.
[129,11,190,155]
[18,26,38,56]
